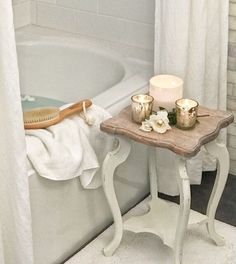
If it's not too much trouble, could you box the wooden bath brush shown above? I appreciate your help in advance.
[24,99,92,129]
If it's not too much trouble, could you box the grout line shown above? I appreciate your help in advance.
[13,0,30,6]
[96,0,99,15]
[33,1,154,27]
[96,12,154,26]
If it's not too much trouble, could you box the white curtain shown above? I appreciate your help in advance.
[155,0,229,195]
[0,1,34,263]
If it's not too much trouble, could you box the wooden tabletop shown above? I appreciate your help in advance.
[100,106,234,158]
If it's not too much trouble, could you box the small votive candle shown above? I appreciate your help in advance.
[175,98,199,129]
[149,75,183,112]
[131,94,154,123]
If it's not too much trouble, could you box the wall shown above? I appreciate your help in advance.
[13,0,31,29]
[228,0,236,175]
[30,0,155,61]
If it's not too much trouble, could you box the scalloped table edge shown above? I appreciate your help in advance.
[101,109,234,158]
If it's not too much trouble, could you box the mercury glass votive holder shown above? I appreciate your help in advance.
[131,94,154,124]
[175,98,199,129]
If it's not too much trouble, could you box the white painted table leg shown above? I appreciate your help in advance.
[149,147,158,199]
[205,140,230,246]
[174,157,191,264]
[102,136,131,256]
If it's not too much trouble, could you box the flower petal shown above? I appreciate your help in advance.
[151,123,167,133]
[156,110,168,119]
[139,121,152,132]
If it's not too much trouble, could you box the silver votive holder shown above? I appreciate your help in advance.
[131,94,154,124]
[175,98,199,129]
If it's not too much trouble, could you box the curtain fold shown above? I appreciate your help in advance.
[155,0,229,195]
[0,1,34,263]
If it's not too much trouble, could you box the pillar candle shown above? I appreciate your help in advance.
[149,75,184,112]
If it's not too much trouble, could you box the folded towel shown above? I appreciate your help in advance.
[25,105,113,189]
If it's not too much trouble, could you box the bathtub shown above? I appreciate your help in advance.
[16,26,153,264]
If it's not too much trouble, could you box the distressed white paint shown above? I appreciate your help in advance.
[102,137,131,256]
[205,140,230,246]
[102,137,230,263]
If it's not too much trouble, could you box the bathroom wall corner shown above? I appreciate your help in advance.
[13,0,31,29]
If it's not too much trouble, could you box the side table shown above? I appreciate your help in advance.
[100,106,234,264]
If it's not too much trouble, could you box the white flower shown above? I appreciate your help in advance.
[139,120,152,132]
[139,111,171,134]
[149,111,171,134]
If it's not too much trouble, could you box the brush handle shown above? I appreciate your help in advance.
[59,99,92,120]
[24,100,92,130]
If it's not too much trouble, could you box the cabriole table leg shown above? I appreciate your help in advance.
[174,157,191,264]
[149,147,158,199]
[102,136,131,256]
[205,140,230,246]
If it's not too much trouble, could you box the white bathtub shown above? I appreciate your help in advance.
[17,26,153,115]
[16,26,153,264]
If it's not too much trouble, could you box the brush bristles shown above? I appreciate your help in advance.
[23,107,60,124]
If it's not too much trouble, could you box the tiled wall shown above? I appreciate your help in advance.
[30,0,155,60]
[228,0,236,175]
[13,0,31,29]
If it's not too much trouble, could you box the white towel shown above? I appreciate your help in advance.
[25,105,113,189]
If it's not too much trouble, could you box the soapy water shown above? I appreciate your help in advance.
[21,95,65,111]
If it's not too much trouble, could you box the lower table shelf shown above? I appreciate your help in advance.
[123,198,208,249]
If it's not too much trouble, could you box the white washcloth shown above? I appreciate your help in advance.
[25,105,113,189]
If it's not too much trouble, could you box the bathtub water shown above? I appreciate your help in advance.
[21,95,65,111]
[16,26,153,264]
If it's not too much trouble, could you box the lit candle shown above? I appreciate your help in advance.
[149,75,183,112]
[175,98,199,129]
[131,94,154,123]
